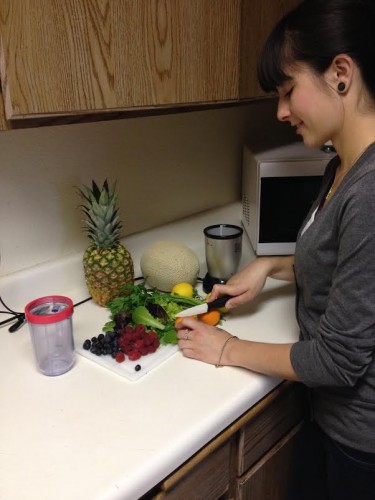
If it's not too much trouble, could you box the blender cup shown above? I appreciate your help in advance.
[25,295,75,376]
[203,224,243,293]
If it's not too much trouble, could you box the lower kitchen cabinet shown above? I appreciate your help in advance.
[154,438,235,500]
[144,381,308,500]
[236,423,302,500]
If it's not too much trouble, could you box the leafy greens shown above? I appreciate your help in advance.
[103,282,203,345]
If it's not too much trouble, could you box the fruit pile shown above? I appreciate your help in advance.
[83,324,160,365]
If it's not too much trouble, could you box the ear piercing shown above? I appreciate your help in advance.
[338,82,346,92]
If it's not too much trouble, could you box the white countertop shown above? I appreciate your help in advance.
[0,202,299,500]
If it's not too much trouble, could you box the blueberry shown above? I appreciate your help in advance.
[135,364,141,372]
[91,336,98,344]
[83,339,91,350]
[98,333,105,341]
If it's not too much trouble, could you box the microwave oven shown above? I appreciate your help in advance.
[241,142,336,255]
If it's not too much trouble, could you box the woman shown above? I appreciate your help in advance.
[176,1,375,498]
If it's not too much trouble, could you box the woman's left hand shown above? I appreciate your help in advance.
[176,317,232,365]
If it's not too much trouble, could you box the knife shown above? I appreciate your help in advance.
[175,295,232,318]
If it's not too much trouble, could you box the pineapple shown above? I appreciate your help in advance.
[78,179,134,307]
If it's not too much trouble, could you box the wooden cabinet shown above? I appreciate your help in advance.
[237,379,306,475]
[0,0,301,130]
[143,381,308,500]
[154,439,235,500]
[236,423,302,500]
[240,0,302,98]
[0,87,7,129]
[0,0,241,123]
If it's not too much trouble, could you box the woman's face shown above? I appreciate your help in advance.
[276,63,341,148]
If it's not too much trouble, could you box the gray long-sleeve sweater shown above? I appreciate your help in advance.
[291,142,375,453]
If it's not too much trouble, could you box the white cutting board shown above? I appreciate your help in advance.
[73,298,179,381]
[76,343,179,381]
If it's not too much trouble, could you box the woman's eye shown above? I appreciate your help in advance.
[285,88,293,97]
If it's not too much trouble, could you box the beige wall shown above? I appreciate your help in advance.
[0,99,294,277]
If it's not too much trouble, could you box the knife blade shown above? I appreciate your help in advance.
[175,295,231,318]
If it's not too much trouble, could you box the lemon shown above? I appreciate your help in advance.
[171,282,194,298]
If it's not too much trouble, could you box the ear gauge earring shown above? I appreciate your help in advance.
[338,82,346,92]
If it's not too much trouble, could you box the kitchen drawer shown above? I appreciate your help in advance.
[238,382,307,475]
[154,437,235,500]
[236,422,302,500]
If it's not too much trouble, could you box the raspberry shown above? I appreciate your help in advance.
[88,323,161,365]
[143,335,153,346]
[115,352,125,363]
[128,350,141,361]
[118,337,126,348]
[135,324,146,335]
[134,339,145,350]
[148,331,158,340]
[123,325,133,336]
[139,346,149,356]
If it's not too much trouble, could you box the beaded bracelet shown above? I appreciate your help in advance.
[215,335,238,368]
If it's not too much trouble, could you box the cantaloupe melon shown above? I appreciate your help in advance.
[140,241,200,292]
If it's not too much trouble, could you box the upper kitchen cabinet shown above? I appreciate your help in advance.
[240,0,302,98]
[0,0,302,130]
[0,86,7,129]
[0,0,241,124]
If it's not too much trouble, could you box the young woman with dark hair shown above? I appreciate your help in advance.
[176,1,375,498]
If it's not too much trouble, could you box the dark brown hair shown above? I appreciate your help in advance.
[258,0,375,100]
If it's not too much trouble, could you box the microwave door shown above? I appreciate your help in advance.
[258,175,323,253]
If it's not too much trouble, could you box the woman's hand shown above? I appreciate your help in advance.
[207,256,295,310]
[176,316,298,380]
[175,256,297,371]
[207,258,272,309]
[176,317,232,366]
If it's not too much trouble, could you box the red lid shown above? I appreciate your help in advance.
[25,295,74,324]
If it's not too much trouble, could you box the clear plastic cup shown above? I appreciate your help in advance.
[25,296,75,376]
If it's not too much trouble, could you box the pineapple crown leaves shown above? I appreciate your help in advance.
[77,179,123,248]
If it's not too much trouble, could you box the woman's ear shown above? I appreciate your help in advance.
[329,54,355,93]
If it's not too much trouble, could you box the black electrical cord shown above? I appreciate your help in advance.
[0,296,26,332]
[1,276,147,333]
[0,296,92,333]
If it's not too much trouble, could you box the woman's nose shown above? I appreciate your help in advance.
[277,99,291,122]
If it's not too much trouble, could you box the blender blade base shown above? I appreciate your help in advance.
[203,272,226,293]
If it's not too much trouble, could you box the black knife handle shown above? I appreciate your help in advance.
[208,295,232,310]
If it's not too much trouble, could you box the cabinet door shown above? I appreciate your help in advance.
[0,0,241,120]
[0,86,8,130]
[155,439,234,500]
[237,381,306,475]
[240,0,302,98]
[237,423,302,500]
